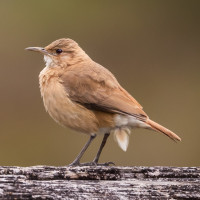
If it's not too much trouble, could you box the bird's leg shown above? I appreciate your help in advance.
[82,133,115,166]
[93,133,110,164]
[69,134,96,166]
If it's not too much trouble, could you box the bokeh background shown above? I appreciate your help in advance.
[0,1,199,167]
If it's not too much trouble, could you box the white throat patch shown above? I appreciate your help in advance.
[44,55,53,67]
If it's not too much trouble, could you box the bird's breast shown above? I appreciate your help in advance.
[39,67,114,134]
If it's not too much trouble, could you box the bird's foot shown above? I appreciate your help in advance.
[68,160,81,167]
[68,160,115,167]
[79,161,115,166]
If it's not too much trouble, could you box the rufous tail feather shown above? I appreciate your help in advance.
[146,119,181,142]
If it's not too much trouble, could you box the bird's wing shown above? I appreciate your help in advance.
[60,62,147,121]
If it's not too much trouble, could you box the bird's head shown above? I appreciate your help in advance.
[26,38,90,67]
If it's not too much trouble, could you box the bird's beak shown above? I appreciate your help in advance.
[25,47,49,55]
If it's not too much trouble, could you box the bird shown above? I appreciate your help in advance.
[26,38,181,166]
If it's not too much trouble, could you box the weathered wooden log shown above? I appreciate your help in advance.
[0,166,199,199]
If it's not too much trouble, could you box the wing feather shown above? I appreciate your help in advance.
[60,61,147,121]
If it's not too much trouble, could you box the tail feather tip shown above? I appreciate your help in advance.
[147,119,181,142]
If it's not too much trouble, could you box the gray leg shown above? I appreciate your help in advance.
[82,133,114,166]
[69,134,96,166]
[93,133,110,163]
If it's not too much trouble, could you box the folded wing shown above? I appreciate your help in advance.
[60,61,147,122]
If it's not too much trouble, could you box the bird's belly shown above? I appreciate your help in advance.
[40,77,99,134]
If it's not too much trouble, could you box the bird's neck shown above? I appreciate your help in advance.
[67,51,91,66]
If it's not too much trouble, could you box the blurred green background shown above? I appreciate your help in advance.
[0,0,199,167]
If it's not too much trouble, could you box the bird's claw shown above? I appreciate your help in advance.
[68,161,80,167]
[69,161,115,166]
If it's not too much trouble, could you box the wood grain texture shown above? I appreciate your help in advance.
[0,166,199,199]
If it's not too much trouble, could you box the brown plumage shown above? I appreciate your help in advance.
[26,38,181,166]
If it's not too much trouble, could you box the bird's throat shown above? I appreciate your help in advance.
[44,55,54,67]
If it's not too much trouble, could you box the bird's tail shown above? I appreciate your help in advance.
[146,119,181,142]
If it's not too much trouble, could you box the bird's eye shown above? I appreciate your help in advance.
[56,49,63,54]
